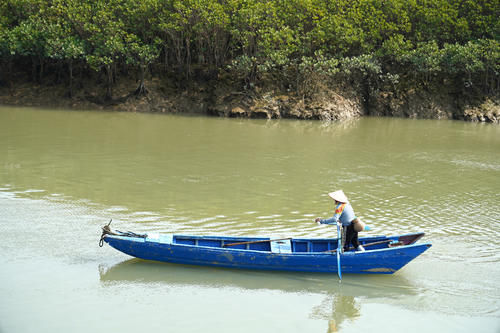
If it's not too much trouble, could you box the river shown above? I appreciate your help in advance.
[0,106,499,332]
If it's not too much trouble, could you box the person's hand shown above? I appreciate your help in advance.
[315,217,321,225]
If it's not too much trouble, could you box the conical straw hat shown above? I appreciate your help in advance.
[328,190,349,203]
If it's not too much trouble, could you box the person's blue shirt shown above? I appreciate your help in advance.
[320,202,356,227]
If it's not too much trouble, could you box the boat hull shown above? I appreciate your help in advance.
[103,233,431,274]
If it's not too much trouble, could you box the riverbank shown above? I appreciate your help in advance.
[0,75,498,123]
[2,0,498,123]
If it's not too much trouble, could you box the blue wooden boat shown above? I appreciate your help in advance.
[100,225,431,274]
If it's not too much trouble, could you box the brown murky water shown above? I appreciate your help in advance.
[1,106,499,332]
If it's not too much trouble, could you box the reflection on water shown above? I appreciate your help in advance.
[317,295,360,333]
[100,258,421,331]
[99,259,420,298]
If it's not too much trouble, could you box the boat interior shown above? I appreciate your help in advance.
[171,234,414,253]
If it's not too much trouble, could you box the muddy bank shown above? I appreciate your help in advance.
[0,76,498,123]
[369,89,500,123]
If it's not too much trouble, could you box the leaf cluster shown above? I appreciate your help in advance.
[0,0,498,97]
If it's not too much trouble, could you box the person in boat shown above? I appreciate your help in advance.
[315,190,366,252]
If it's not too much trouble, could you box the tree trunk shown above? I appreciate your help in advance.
[68,59,73,98]
[135,64,148,96]
[32,56,37,82]
[105,64,113,100]
[39,57,44,84]
[185,36,191,79]
[163,44,169,73]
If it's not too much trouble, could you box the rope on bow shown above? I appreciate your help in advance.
[99,219,148,247]
[99,219,115,247]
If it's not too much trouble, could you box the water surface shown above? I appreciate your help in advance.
[1,107,499,332]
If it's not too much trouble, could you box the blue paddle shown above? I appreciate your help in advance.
[336,222,342,281]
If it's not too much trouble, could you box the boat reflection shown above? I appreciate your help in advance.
[100,259,420,331]
[100,258,420,297]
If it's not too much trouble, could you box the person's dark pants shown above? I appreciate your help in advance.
[343,224,360,251]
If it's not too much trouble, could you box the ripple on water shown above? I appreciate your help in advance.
[451,159,500,171]
[414,262,500,317]
[106,206,129,213]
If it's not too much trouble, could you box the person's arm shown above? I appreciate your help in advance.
[315,216,337,225]
[315,203,344,225]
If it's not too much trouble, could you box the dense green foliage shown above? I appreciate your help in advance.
[1,0,498,99]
